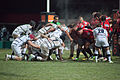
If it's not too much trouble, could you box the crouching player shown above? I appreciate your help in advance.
[28,35,65,61]
[93,24,113,63]
[5,34,40,61]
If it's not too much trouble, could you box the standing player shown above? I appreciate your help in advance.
[93,24,113,63]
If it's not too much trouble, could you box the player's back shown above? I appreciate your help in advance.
[93,27,108,39]
[12,35,30,46]
[13,24,31,34]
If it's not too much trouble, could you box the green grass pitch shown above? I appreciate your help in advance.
[0,49,120,80]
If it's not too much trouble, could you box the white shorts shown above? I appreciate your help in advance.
[30,43,49,57]
[12,31,20,39]
[40,43,49,56]
[11,44,22,57]
[95,37,109,48]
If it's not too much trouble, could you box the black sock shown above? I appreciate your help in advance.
[82,49,88,58]
[86,48,93,57]
[76,49,81,58]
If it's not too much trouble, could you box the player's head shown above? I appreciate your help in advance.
[76,28,83,35]
[79,16,84,23]
[93,12,101,20]
[101,15,106,22]
[29,34,35,40]
[29,20,36,28]
[54,15,59,22]
[96,23,101,27]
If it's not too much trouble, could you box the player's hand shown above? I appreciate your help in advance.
[70,38,73,43]
[47,38,51,41]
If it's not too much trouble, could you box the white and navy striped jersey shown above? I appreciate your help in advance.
[12,35,31,47]
[61,25,70,32]
[34,37,63,49]
[48,28,62,38]
[93,27,108,39]
[12,24,32,36]
[38,26,51,35]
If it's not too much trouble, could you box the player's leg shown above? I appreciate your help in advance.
[6,45,23,61]
[28,53,46,61]
[102,38,113,63]
[58,48,63,61]
[47,49,54,60]
[105,47,113,63]
[69,41,75,59]
[84,41,93,59]
[94,47,100,63]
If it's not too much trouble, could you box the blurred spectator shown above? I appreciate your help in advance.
[51,15,61,25]
[1,26,10,41]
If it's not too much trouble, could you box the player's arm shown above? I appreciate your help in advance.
[93,29,96,40]
[105,29,109,41]
[41,34,50,40]
[64,30,73,42]
[45,27,55,34]
[27,40,40,49]
[58,25,73,42]
[45,23,53,26]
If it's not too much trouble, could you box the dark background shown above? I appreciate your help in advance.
[0,0,119,23]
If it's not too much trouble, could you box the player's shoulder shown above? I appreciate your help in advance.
[20,24,30,27]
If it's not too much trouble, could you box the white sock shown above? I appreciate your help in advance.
[37,56,43,60]
[8,55,16,59]
[56,49,58,55]
[61,48,64,54]
[106,50,112,62]
[94,50,98,62]
[23,48,27,54]
[61,46,64,54]
[31,54,35,58]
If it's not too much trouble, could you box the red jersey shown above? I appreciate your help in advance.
[116,18,120,32]
[81,29,94,42]
[77,20,90,29]
[101,20,113,36]
[106,16,111,22]
[90,18,100,29]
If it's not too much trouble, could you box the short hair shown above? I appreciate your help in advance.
[54,15,59,19]
[101,15,106,21]
[29,20,36,27]
[93,12,101,18]
[96,23,101,27]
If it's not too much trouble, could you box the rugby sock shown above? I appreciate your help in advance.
[56,49,58,55]
[98,54,103,58]
[82,49,88,58]
[12,51,14,55]
[8,55,16,59]
[61,48,64,54]
[23,48,27,54]
[76,49,81,58]
[102,47,106,57]
[36,56,43,60]
[86,48,93,57]
[94,50,98,62]
[106,50,112,62]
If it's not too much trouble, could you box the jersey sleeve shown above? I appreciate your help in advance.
[93,29,97,38]
[104,29,108,37]
[52,24,58,29]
